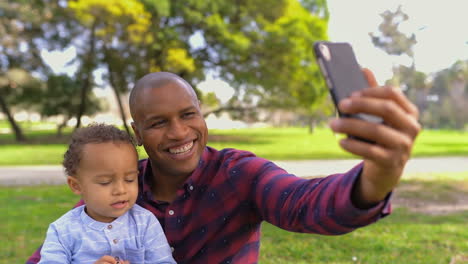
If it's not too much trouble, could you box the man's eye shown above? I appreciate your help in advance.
[125,179,135,183]
[183,112,195,118]
[98,182,111,186]
[150,120,166,128]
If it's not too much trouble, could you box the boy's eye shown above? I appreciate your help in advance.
[125,179,135,183]
[98,182,111,186]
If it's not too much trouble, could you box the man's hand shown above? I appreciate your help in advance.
[94,255,130,264]
[330,68,421,208]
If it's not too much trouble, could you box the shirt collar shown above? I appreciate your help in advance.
[80,205,129,231]
[139,146,210,202]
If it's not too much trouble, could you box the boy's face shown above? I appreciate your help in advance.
[67,142,139,223]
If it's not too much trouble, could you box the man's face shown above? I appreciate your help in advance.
[132,80,208,179]
[68,142,139,223]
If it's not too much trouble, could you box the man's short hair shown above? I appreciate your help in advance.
[63,123,136,176]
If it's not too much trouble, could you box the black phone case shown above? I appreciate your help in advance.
[313,41,382,143]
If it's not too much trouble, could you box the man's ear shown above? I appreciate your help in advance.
[67,176,82,195]
[131,122,142,146]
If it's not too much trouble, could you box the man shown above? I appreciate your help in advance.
[28,70,420,264]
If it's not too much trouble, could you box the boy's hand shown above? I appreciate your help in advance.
[330,68,421,207]
[94,255,130,264]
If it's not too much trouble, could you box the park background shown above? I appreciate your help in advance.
[1,0,467,263]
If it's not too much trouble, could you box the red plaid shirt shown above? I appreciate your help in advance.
[28,146,391,264]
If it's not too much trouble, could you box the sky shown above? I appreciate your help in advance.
[327,0,468,83]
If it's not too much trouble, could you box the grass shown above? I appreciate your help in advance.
[259,209,468,264]
[1,185,76,263]
[2,173,468,264]
[0,126,467,166]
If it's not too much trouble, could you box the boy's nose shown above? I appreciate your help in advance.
[112,181,127,195]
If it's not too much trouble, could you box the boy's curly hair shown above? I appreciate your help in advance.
[63,123,136,176]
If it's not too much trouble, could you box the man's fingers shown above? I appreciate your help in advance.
[339,136,392,163]
[357,86,420,119]
[360,68,419,121]
[362,68,378,88]
[330,117,414,153]
[338,96,421,139]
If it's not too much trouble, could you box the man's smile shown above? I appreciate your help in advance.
[167,140,194,155]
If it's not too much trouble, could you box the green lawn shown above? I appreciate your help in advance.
[2,173,468,263]
[0,127,467,166]
[260,209,468,264]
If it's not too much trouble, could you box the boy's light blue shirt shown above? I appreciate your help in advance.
[39,204,176,264]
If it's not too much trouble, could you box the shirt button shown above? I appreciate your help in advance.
[107,225,112,230]
[171,247,175,252]
[189,185,194,191]
[113,239,118,244]
[168,210,175,215]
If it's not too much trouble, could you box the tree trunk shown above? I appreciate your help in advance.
[308,116,315,134]
[104,46,130,135]
[56,116,69,137]
[75,21,97,130]
[0,95,26,142]
[109,71,130,134]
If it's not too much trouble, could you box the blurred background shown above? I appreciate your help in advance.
[1,0,467,142]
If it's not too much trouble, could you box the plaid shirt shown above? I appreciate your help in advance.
[28,146,391,264]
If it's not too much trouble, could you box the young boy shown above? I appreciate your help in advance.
[39,124,176,264]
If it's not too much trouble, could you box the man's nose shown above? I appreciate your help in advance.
[167,119,188,139]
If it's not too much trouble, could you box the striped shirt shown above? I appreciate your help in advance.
[29,146,391,264]
[38,204,176,264]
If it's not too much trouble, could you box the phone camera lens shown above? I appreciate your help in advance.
[319,44,331,61]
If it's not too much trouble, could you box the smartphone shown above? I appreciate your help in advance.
[313,41,382,142]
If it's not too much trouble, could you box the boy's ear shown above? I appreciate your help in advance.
[67,176,82,195]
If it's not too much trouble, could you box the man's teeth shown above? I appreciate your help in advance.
[169,141,194,154]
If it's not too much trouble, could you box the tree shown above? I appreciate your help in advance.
[369,6,417,61]
[369,6,431,114]
[386,64,429,112]
[138,0,329,128]
[4,0,330,134]
[369,5,417,91]
[40,74,104,135]
[0,0,60,141]
[426,60,468,129]
[0,69,44,141]
[61,0,330,131]
[68,0,155,133]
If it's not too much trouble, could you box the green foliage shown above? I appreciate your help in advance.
[40,74,104,120]
[0,68,45,108]
[369,5,417,58]
[1,0,331,136]
[422,60,468,129]
[0,68,45,141]
[127,0,328,110]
